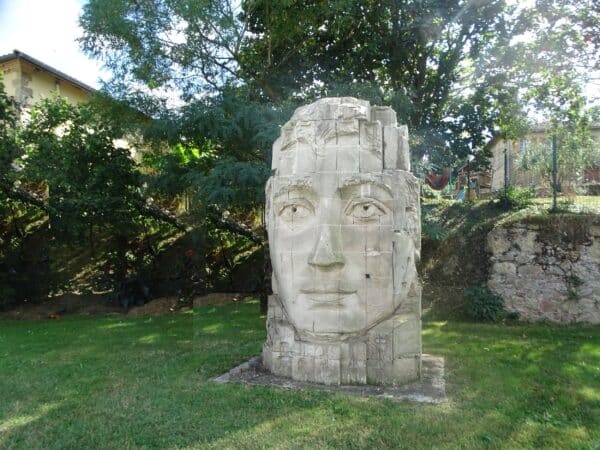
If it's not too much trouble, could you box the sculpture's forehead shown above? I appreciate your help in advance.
[271,98,410,175]
[270,173,391,195]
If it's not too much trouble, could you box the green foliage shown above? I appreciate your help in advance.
[19,96,143,241]
[420,183,442,200]
[421,201,449,241]
[80,0,245,98]
[0,74,31,308]
[0,72,19,179]
[490,0,599,138]
[144,86,294,216]
[464,285,505,322]
[497,186,535,210]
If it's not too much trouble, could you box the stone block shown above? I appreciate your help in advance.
[383,125,398,170]
[337,146,360,173]
[366,358,384,384]
[517,265,543,278]
[262,344,272,369]
[278,147,316,175]
[337,119,360,146]
[268,295,283,320]
[268,350,293,378]
[387,356,420,385]
[292,355,315,382]
[316,151,337,173]
[360,121,382,152]
[371,106,397,126]
[393,317,421,357]
[493,262,517,275]
[397,125,410,171]
[340,358,367,384]
[339,98,371,121]
[367,328,394,362]
[313,358,341,385]
[359,148,383,173]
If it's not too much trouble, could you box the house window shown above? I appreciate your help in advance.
[519,139,527,153]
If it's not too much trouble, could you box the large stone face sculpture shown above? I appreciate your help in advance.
[263,98,421,386]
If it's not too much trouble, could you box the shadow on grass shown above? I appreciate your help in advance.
[0,305,598,448]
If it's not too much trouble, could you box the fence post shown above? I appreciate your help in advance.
[552,135,558,212]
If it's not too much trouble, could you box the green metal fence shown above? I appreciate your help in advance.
[503,134,600,213]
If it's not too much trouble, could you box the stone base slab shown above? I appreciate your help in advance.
[213,354,446,404]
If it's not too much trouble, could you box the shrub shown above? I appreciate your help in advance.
[464,285,505,322]
[497,187,535,210]
[422,221,448,241]
[421,183,442,199]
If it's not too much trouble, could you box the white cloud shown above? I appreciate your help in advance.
[0,0,107,89]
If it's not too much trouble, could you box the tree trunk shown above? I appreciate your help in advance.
[115,234,128,285]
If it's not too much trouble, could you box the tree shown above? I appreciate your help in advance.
[0,73,24,201]
[79,0,248,101]
[80,1,598,170]
[80,0,515,166]
[17,95,150,282]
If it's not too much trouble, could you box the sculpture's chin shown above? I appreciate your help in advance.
[282,292,388,337]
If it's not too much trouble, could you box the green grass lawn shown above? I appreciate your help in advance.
[0,302,598,449]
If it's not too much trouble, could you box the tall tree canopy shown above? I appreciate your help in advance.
[79,0,599,169]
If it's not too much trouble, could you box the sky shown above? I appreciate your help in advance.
[0,0,107,89]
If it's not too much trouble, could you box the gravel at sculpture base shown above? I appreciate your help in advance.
[263,98,422,386]
[213,354,445,404]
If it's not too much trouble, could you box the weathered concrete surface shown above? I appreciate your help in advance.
[487,216,600,323]
[264,98,422,385]
[214,354,446,404]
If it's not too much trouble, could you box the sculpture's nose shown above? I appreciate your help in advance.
[308,224,344,269]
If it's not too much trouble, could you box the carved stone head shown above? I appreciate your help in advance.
[266,98,420,341]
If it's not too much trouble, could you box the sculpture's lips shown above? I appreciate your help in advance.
[300,288,356,295]
[300,289,357,306]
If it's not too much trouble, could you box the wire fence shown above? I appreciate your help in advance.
[435,130,600,214]
[499,135,600,213]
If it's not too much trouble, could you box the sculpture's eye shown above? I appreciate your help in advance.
[345,198,387,222]
[278,200,314,225]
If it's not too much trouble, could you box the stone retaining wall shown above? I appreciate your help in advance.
[487,216,600,323]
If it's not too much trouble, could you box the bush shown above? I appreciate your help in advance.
[497,187,535,210]
[421,183,442,200]
[464,285,505,322]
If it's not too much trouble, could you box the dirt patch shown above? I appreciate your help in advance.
[127,296,191,316]
[0,293,120,320]
[0,292,199,320]
[193,292,255,307]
